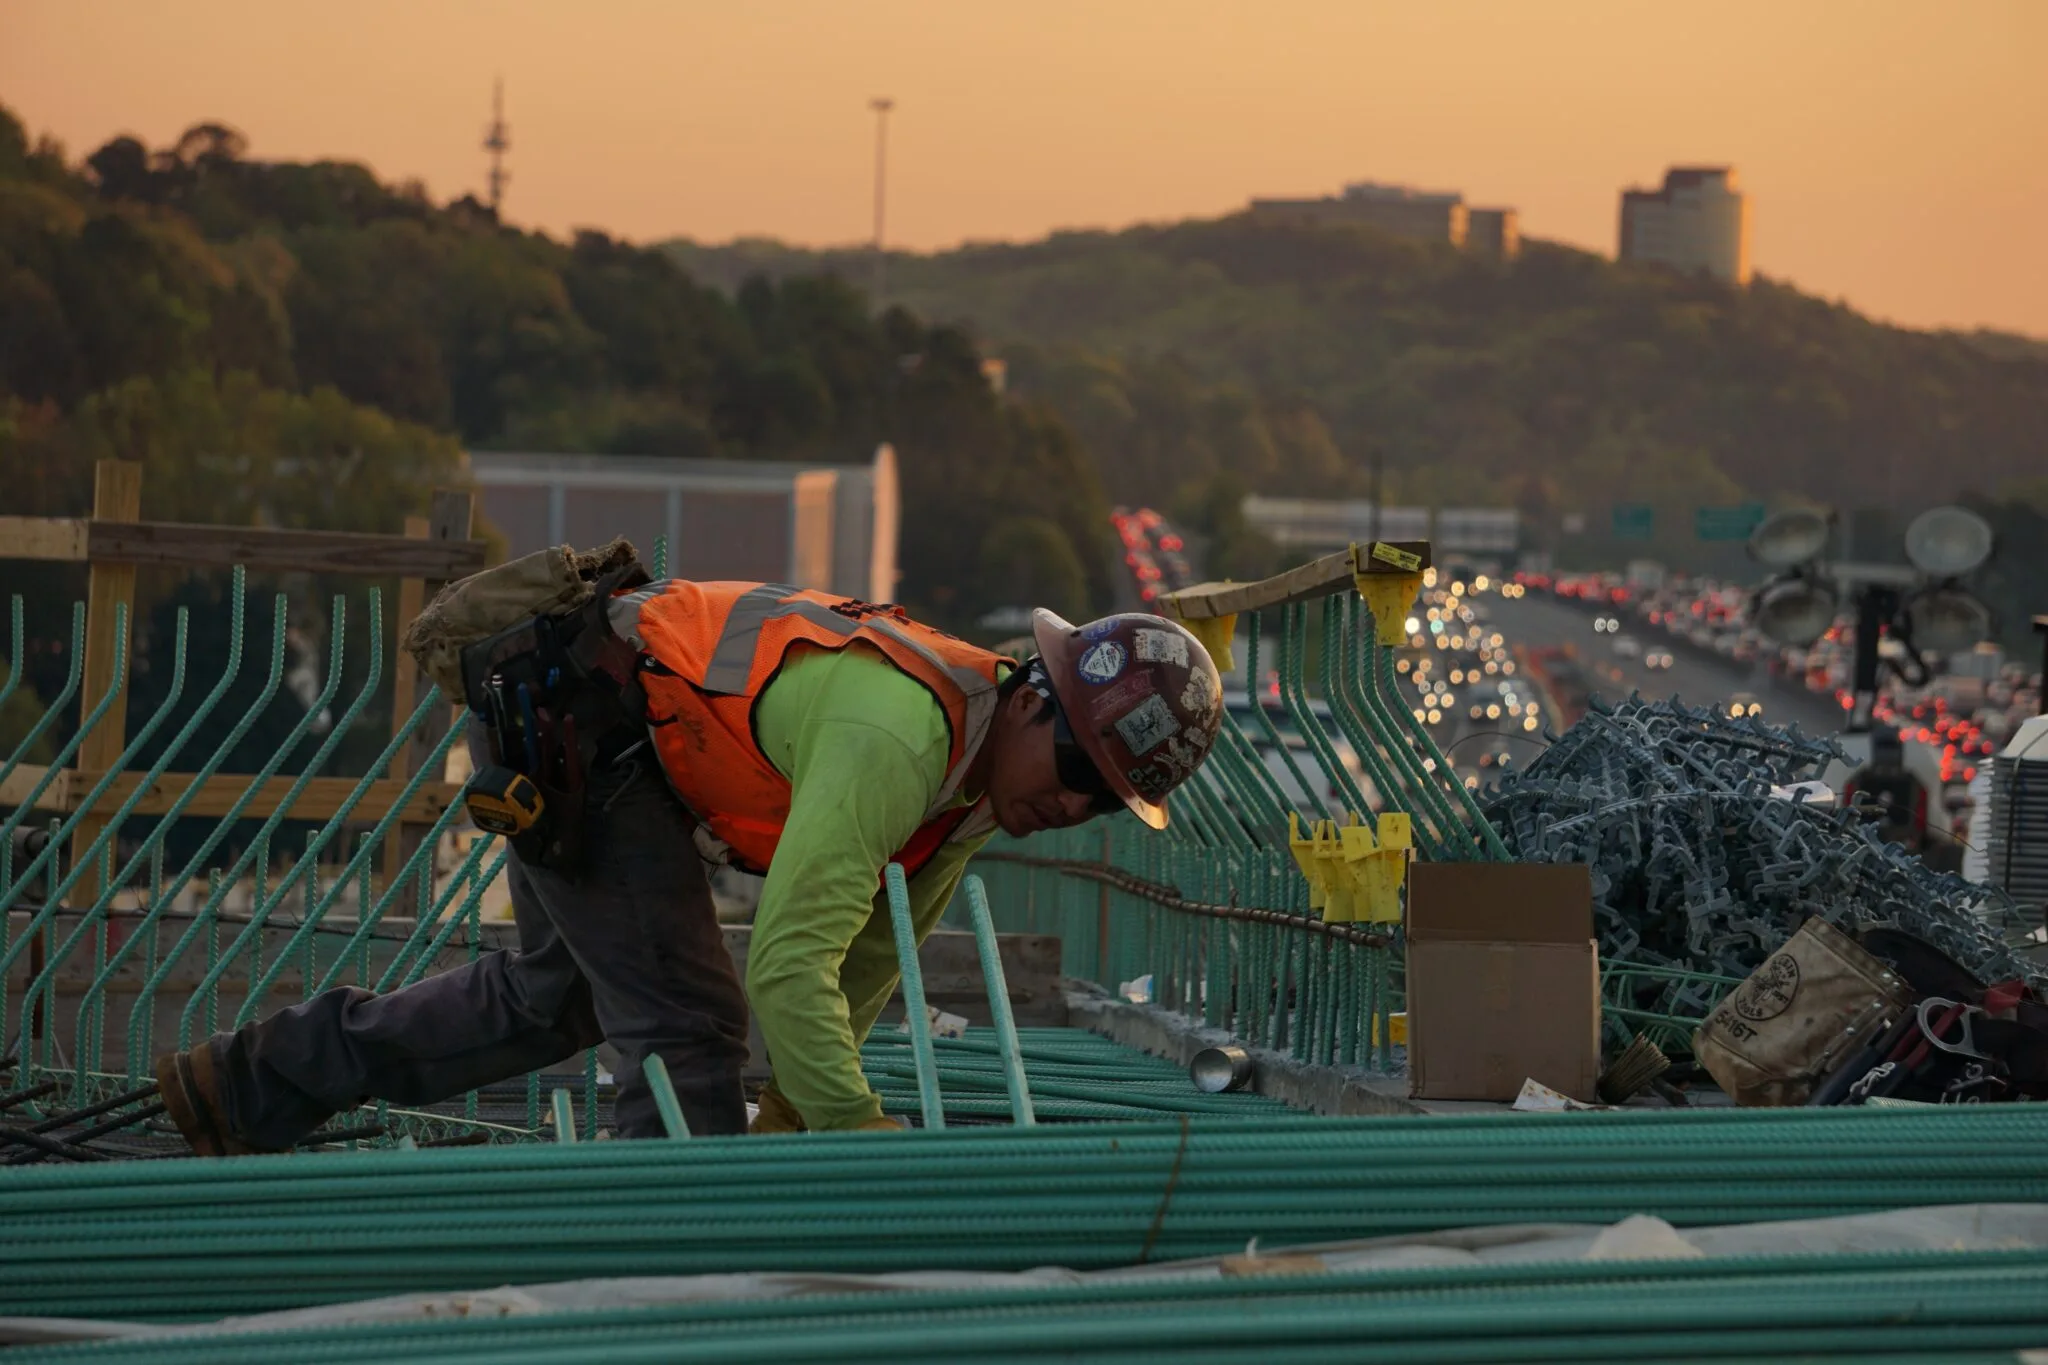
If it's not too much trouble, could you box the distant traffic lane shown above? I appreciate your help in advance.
[1481,589,1851,740]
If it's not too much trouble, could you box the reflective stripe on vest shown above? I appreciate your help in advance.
[626,580,1006,875]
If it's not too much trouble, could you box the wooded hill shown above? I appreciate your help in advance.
[667,219,2048,580]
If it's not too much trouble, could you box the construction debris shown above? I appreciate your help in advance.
[1483,695,2042,1047]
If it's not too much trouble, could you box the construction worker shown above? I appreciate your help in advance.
[155,578,1223,1151]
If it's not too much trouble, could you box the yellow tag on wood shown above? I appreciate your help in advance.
[1369,541,1422,572]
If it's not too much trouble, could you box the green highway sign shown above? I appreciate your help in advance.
[1611,503,1654,540]
[1695,503,1766,541]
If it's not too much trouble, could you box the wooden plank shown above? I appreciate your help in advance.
[72,461,143,900]
[0,763,71,812]
[4,765,466,822]
[0,516,90,561]
[382,514,433,890]
[83,520,486,578]
[1157,540,1432,620]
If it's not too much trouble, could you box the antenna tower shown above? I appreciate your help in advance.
[483,78,511,214]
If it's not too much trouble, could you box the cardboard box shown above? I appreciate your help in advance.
[1405,862,1601,1102]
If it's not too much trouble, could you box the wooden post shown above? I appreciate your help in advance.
[380,515,432,892]
[71,460,143,900]
[383,490,474,902]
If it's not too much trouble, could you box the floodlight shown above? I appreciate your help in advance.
[1906,587,1992,655]
[1752,576,1838,648]
[1747,509,1833,569]
[1904,506,1994,577]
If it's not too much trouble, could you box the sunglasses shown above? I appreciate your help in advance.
[1030,668,1125,814]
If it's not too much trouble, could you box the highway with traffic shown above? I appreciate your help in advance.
[1482,583,1848,738]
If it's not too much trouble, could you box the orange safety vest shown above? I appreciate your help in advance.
[613,580,1007,877]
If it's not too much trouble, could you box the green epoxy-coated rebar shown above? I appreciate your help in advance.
[2,1107,2047,1330]
[962,875,1034,1126]
[12,1252,2048,1364]
[1241,610,1330,822]
[1279,602,1370,815]
[550,1088,576,1144]
[68,598,292,1082]
[0,608,196,945]
[1336,593,1464,858]
[0,603,87,828]
[641,1053,690,1139]
[1320,594,1447,859]
[961,578,1463,1074]
[1372,635,1509,860]
[128,593,363,1060]
[11,581,265,1090]
[395,847,509,990]
[884,862,944,1130]
[173,594,394,1045]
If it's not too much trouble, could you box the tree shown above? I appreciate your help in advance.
[977,517,1089,621]
[85,136,155,202]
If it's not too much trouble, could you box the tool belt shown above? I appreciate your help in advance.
[456,557,652,879]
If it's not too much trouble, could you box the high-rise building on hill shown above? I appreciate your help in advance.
[1618,166,1751,285]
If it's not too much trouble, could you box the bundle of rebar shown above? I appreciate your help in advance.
[860,1029,1303,1124]
[13,1247,2048,1363]
[4,1106,2044,1324]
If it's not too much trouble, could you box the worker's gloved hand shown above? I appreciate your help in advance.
[748,1085,806,1135]
[855,1114,911,1132]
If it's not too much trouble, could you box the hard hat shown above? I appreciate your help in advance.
[1031,608,1223,829]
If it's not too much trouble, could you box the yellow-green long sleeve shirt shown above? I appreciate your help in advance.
[746,642,996,1131]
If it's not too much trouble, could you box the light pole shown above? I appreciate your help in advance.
[869,97,894,310]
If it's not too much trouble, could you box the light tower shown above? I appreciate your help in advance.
[483,78,511,215]
[868,97,894,308]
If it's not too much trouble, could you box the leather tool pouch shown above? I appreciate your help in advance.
[1694,917,1912,1106]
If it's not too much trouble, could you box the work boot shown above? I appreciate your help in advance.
[153,1042,274,1157]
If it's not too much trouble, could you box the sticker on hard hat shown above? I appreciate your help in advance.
[1128,764,1173,799]
[1077,641,1127,684]
[1154,735,1204,776]
[1093,675,1155,715]
[1180,668,1216,717]
[1114,694,1179,755]
[1080,619,1120,641]
[1133,628,1189,667]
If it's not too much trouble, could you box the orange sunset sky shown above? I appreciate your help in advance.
[5,1,2045,337]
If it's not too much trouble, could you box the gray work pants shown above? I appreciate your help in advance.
[210,736,751,1146]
